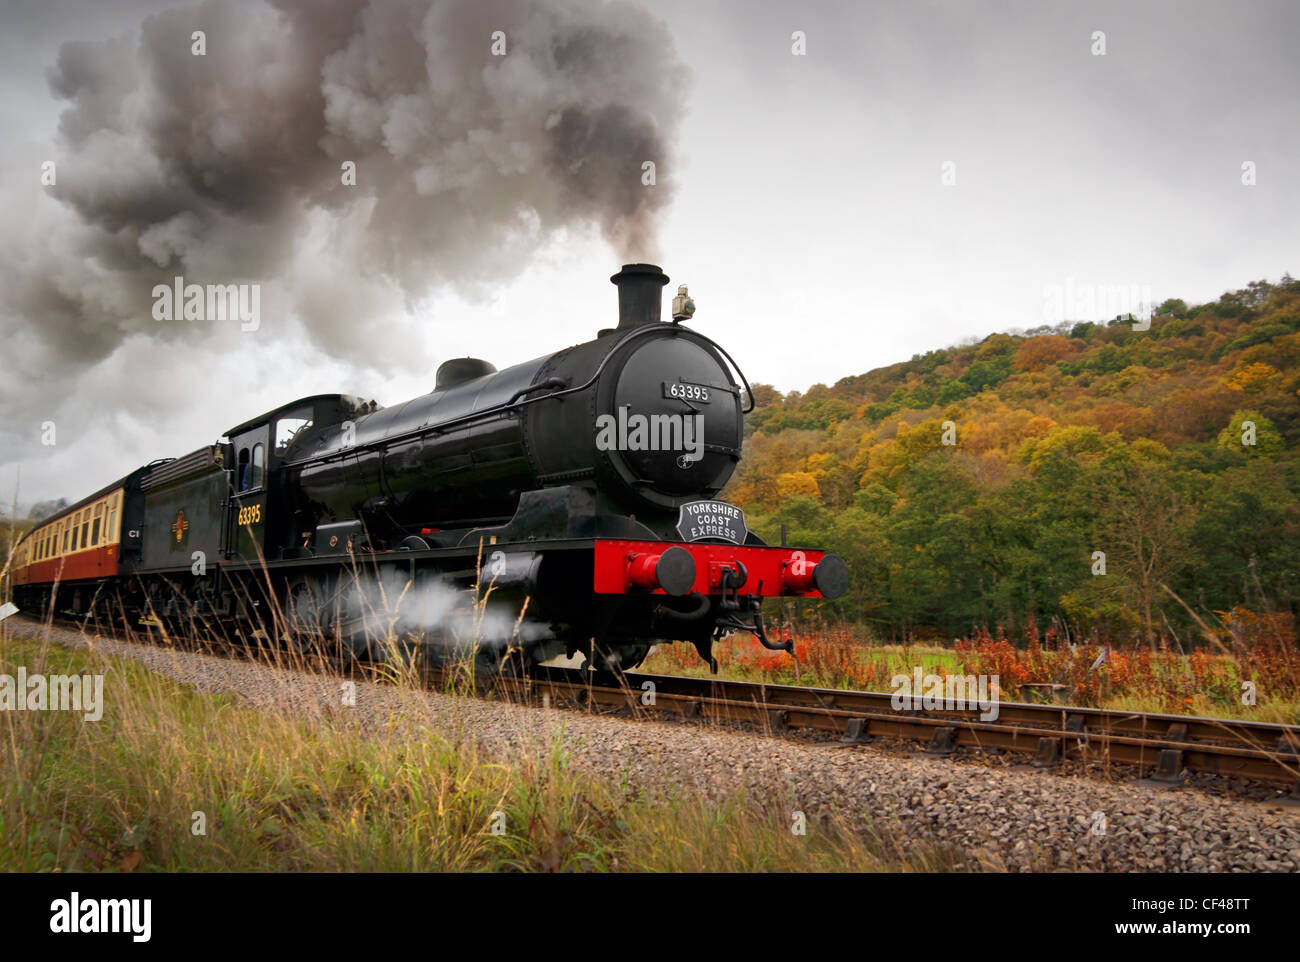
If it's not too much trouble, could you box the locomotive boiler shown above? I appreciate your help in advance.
[288,264,744,541]
[9,265,848,674]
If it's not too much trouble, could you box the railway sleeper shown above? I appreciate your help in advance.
[1140,748,1188,788]
[1032,737,1062,768]
[925,725,960,755]
[839,716,872,745]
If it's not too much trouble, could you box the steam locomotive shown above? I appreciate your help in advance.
[9,265,847,673]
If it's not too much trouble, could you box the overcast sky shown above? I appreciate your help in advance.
[1,0,1296,512]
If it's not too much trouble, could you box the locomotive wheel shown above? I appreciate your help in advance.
[285,576,330,651]
[285,574,369,662]
[611,645,651,670]
[496,645,537,679]
[583,639,651,675]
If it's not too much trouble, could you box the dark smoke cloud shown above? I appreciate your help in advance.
[3,0,687,367]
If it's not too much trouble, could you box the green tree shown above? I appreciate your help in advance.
[1216,409,1284,457]
[1091,444,1194,645]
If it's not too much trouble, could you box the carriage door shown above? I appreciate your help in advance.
[229,425,269,563]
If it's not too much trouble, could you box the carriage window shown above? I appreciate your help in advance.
[276,415,313,456]
[81,518,89,549]
[92,517,101,544]
[250,443,265,489]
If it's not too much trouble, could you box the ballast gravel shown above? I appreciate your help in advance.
[8,617,1300,872]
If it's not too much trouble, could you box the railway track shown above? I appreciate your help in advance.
[10,613,1300,792]
[464,664,1300,791]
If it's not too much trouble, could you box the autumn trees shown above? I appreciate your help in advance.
[728,277,1300,644]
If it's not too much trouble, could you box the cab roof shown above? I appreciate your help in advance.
[223,394,370,438]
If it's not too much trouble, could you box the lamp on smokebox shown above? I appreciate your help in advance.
[671,284,695,323]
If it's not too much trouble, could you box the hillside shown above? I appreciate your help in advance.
[725,276,1300,644]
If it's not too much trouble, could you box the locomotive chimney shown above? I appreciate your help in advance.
[610,263,669,331]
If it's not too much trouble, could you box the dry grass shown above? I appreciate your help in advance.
[0,624,958,872]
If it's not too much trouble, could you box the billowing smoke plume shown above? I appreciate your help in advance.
[3,0,687,369]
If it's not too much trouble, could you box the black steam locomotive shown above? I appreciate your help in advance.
[11,265,847,672]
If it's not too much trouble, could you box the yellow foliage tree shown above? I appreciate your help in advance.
[1023,415,1056,438]
[1013,335,1075,372]
[775,471,821,502]
[1229,362,1282,395]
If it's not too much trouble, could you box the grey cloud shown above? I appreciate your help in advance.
[3,0,686,372]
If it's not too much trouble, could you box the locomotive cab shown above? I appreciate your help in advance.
[222,394,376,562]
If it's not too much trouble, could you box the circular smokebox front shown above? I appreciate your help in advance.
[598,330,743,509]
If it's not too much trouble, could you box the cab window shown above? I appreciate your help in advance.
[250,443,265,489]
[276,413,313,456]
